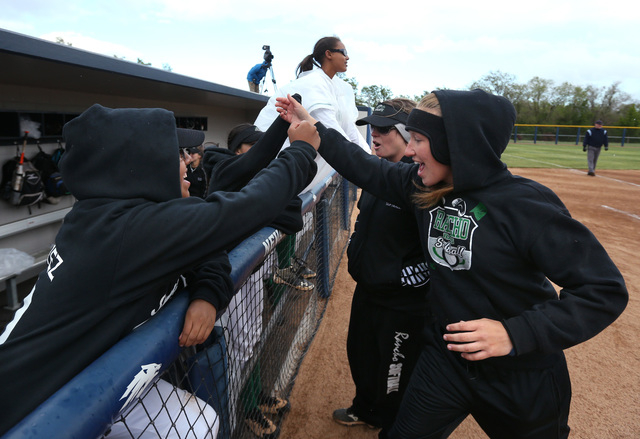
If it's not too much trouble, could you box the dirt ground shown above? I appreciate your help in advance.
[279,168,640,439]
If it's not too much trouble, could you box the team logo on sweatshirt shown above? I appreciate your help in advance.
[119,363,162,410]
[428,198,478,270]
[46,245,63,281]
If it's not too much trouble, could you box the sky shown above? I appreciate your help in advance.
[2,0,639,102]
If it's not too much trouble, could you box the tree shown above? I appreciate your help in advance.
[526,76,555,124]
[55,37,72,46]
[359,85,393,107]
[549,83,590,125]
[342,76,362,105]
[318,72,638,125]
[617,104,639,127]
[599,82,630,123]
[469,70,517,99]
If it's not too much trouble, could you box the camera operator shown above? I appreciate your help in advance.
[247,45,274,93]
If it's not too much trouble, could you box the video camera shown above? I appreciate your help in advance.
[262,45,274,66]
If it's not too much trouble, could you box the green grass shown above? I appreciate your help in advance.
[502,142,640,169]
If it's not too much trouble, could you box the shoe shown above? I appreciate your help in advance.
[258,393,290,415]
[273,267,315,291]
[245,408,279,438]
[587,171,595,176]
[291,257,317,279]
[332,407,378,428]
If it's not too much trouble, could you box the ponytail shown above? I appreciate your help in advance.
[296,36,342,77]
[296,54,318,77]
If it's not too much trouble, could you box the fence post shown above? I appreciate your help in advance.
[534,126,538,144]
[513,126,517,143]
[576,128,581,145]
[555,127,559,145]
[341,176,350,231]
[622,128,626,146]
[316,198,331,299]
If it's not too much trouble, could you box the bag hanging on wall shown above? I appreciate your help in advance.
[51,140,66,166]
[1,154,46,208]
[31,143,69,199]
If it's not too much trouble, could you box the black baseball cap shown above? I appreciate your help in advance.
[356,103,409,127]
[176,128,205,149]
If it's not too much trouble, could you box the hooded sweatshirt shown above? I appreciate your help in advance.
[316,89,627,368]
[346,155,429,314]
[202,116,303,237]
[0,104,317,434]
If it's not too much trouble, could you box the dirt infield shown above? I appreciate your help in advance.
[280,169,640,439]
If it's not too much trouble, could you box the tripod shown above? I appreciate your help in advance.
[260,64,277,94]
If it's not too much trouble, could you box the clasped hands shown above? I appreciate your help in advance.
[276,94,320,150]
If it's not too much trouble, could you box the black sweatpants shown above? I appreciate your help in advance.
[347,285,426,429]
[382,327,571,439]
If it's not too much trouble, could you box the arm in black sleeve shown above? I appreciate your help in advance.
[184,251,234,313]
[503,211,628,355]
[119,142,317,291]
[316,122,416,210]
[209,116,290,193]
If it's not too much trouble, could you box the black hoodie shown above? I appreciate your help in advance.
[0,104,317,434]
[203,116,304,238]
[316,89,627,368]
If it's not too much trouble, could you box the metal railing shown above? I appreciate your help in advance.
[512,124,640,146]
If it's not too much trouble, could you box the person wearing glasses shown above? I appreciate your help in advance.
[332,98,431,431]
[254,36,370,194]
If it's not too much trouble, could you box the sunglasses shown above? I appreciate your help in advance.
[371,125,397,135]
[328,48,348,57]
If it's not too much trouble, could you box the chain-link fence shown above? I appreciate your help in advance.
[7,175,358,439]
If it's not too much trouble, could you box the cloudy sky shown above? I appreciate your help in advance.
[2,0,639,101]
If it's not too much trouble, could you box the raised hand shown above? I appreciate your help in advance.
[276,94,317,126]
[288,120,320,151]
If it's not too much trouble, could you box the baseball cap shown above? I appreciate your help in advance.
[356,103,409,127]
[176,128,205,149]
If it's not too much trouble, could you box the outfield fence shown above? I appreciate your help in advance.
[5,172,358,439]
[512,124,640,146]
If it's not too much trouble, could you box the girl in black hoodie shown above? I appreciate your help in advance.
[275,90,627,439]
[0,104,319,436]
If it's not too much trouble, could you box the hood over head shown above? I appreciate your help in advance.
[433,89,516,191]
[61,104,182,202]
[202,145,235,178]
